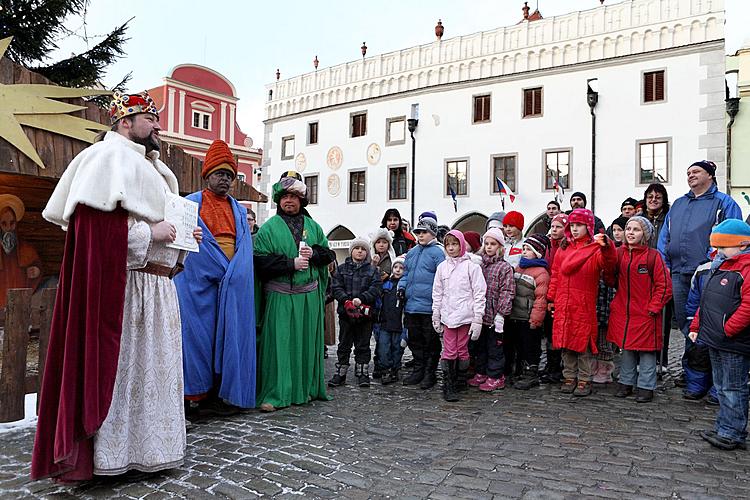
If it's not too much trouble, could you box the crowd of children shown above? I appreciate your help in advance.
[326,204,750,452]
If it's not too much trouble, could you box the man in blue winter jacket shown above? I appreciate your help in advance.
[658,160,742,375]
[397,216,446,389]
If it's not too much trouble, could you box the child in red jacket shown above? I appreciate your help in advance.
[689,219,750,451]
[547,209,615,397]
[509,234,551,390]
[605,217,672,403]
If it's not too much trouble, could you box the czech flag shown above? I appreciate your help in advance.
[553,178,565,203]
[495,177,516,203]
[449,185,458,212]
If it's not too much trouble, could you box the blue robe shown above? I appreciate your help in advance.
[175,191,256,408]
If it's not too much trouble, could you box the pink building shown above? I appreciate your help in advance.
[148,64,262,185]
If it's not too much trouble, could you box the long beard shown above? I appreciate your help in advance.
[131,131,160,153]
[2,230,18,254]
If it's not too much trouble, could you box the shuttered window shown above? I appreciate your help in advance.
[523,87,543,117]
[643,70,665,103]
[473,95,491,123]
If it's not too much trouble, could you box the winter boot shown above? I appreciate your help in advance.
[455,359,470,392]
[573,380,592,397]
[441,360,459,402]
[514,365,540,391]
[479,376,506,392]
[328,363,349,387]
[468,374,488,387]
[541,349,563,383]
[356,363,370,387]
[420,355,439,390]
[403,362,425,386]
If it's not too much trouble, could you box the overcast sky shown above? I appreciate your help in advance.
[54,0,749,145]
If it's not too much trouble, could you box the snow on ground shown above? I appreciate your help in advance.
[0,393,37,434]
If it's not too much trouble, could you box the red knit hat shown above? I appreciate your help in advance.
[202,140,237,179]
[502,211,525,231]
[463,231,481,252]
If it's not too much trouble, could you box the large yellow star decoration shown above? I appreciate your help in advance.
[0,36,111,169]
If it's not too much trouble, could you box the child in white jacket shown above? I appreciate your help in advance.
[432,230,487,402]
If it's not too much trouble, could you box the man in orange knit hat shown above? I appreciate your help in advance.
[175,139,257,417]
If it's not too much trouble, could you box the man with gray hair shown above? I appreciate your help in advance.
[0,194,42,311]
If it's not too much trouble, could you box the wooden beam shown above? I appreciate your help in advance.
[0,288,31,422]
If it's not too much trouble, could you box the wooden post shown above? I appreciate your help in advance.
[35,288,56,413]
[0,288,32,423]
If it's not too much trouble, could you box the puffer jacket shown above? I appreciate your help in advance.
[481,253,515,326]
[331,257,382,316]
[645,209,667,249]
[658,184,742,274]
[547,236,616,353]
[690,251,750,355]
[686,261,712,321]
[432,231,486,328]
[398,238,445,314]
[605,244,672,351]
[512,260,550,328]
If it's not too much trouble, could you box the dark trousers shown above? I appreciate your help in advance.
[504,319,527,377]
[469,325,505,379]
[404,313,442,372]
[337,317,372,365]
[543,313,562,374]
[517,321,543,368]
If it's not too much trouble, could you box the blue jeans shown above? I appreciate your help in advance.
[619,350,657,390]
[373,324,404,371]
[709,348,750,443]
[671,272,692,338]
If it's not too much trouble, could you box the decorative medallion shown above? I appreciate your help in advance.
[295,152,307,172]
[327,173,341,197]
[366,143,381,165]
[326,146,343,170]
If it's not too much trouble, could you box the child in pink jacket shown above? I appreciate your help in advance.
[432,230,487,402]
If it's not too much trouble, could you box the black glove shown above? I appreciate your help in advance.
[396,288,405,302]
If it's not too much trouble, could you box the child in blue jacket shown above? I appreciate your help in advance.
[397,216,445,389]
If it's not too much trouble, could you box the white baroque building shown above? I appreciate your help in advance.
[260,0,725,246]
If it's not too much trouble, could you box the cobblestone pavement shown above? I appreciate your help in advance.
[2,335,750,499]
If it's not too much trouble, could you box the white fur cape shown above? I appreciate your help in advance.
[43,132,179,230]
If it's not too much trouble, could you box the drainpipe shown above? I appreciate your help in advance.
[587,80,599,213]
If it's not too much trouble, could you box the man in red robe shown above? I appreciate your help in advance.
[32,91,201,482]
[0,194,42,310]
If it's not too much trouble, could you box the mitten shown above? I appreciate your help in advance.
[432,317,443,334]
[469,322,482,341]
[494,314,505,333]
[344,300,361,319]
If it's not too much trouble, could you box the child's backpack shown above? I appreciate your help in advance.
[509,272,536,321]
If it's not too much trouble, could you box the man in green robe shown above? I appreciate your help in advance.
[254,171,336,411]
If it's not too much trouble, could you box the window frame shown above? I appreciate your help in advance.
[522,86,543,118]
[191,110,212,131]
[472,93,492,124]
[306,121,319,145]
[387,164,409,201]
[385,116,406,146]
[350,111,368,138]
[542,148,573,191]
[281,135,295,160]
[444,157,470,197]
[636,137,672,186]
[348,169,367,203]
[490,154,518,195]
[304,174,319,205]
[642,69,667,104]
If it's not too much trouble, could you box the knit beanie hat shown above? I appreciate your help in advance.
[710,219,750,248]
[566,208,595,241]
[570,191,587,206]
[611,216,630,231]
[621,197,638,210]
[626,216,654,245]
[482,227,506,247]
[486,211,506,230]
[349,237,371,260]
[551,213,568,227]
[392,256,406,269]
[463,231,482,252]
[503,211,525,231]
[419,211,437,222]
[202,139,238,179]
[414,216,438,236]
[690,160,717,178]
[524,233,550,259]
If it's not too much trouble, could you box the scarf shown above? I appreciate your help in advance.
[519,257,549,270]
